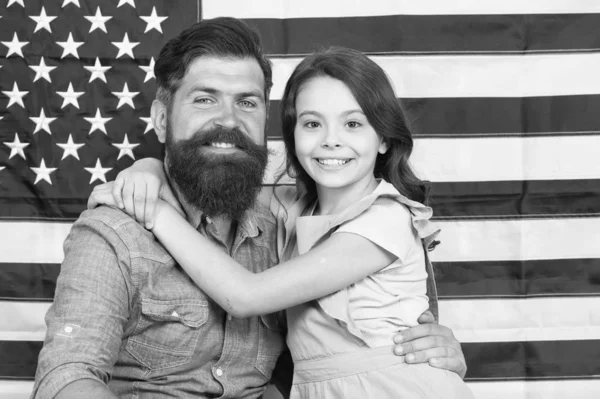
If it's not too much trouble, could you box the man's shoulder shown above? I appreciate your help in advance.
[77,205,142,230]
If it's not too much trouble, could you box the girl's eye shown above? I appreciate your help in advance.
[304,121,320,129]
[346,121,362,128]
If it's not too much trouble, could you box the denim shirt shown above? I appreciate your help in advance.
[32,204,286,398]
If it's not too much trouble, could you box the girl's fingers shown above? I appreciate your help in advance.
[112,175,125,209]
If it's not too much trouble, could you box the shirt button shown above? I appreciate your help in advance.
[64,326,73,333]
[215,368,223,377]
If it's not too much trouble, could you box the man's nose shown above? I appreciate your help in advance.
[214,103,240,129]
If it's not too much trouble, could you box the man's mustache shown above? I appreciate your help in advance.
[186,126,260,152]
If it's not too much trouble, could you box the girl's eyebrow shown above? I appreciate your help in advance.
[297,110,322,118]
[298,109,365,118]
[342,109,365,117]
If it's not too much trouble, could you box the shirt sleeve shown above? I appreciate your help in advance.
[333,198,415,261]
[32,212,133,398]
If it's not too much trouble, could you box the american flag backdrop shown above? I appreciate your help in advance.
[1,1,600,398]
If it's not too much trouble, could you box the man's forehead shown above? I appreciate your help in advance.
[181,56,265,95]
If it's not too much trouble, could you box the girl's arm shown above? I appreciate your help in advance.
[153,201,398,318]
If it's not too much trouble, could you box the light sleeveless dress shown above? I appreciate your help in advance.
[272,180,474,399]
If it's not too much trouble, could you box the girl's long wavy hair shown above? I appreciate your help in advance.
[279,47,429,204]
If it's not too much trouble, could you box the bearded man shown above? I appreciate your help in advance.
[32,17,465,399]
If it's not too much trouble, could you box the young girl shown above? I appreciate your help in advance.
[93,47,473,398]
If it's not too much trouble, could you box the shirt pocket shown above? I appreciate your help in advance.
[126,298,208,370]
[255,312,286,380]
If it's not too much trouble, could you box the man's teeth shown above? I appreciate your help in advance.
[318,159,349,166]
[210,142,236,148]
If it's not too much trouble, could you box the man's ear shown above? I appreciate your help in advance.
[151,99,167,144]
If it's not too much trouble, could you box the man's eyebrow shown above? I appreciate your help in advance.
[187,85,219,95]
[237,90,264,100]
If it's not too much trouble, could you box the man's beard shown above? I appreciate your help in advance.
[166,124,269,221]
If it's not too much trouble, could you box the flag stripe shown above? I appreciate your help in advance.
[435,259,600,298]
[203,0,600,18]
[267,136,600,183]
[0,263,60,301]
[467,380,600,399]
[3,217,599,263]
[463,340,600,380]
[4,257,600,301]
[269,53,600,100]
[244,14,600,55]
[267,96,600,139]
[3,339,600,380]
[440,297,600,343]
[0,381,34,399]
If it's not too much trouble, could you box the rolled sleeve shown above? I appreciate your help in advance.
[32,212,133,398]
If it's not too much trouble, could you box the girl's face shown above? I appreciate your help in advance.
[294,76,388,194]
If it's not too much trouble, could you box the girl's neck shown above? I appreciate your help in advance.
[314,177,379,216]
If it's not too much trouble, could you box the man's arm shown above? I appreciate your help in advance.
[55,380,117,399]
[32,211,132,398]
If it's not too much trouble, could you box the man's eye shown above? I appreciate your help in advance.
[194,98,212,104]
[239,100,256,108]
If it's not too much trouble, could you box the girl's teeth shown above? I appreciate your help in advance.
[210,142,235,148]
[318,159,348,166]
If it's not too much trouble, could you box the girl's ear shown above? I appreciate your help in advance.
[378,138,389,154]
[151,99,168,143]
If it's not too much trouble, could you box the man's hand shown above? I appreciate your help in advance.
[392,311,467,378]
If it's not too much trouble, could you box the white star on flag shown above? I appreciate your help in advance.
[30,7,57,33]
[117,0,136,8]
[57,33,84,59]
[85,159,112,184]
[140,116,154,133]
[2,82,28,108]
[30,109,57,135]
[30,58,56,83]
[57,82,85,109]
[7,0,24,7]
[1,33,28,58]
[62,0,81,7]
[112,33,139,59]
[56,134,85,160]
[84,57,112,83]
[113,135,139,160]
[140,7,168,34]
[113,83,139,109]
[139,57,156,82]
[4,133,29,160]
[85,109,112,134]
[31,159,57,185]
[85,7,112,33]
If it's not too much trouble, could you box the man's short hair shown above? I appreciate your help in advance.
[154,17,273,106]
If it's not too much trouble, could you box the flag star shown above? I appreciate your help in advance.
[112,83,139,109]
[30,57,56,83]
[31,159,57,185]
[140,7,168,34]
[85,7,112,33]
[85,109,112,134]
[1,33,28,58]
[2,82,28,108]
[57,33,84,59]
[57,82,85,109]
[84,57,111,83]
[113,135,139,160]
[30,6,57,33]
[139,57,155,82]
[112,33,139,59]
[117,0,135,7]
[140,116,154,133]
[4,133,30,160]
[30,109,57,135]
[85,159,112,184]
[56,134,85,160]
[7,0,25,7]
[62,0,80,7]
